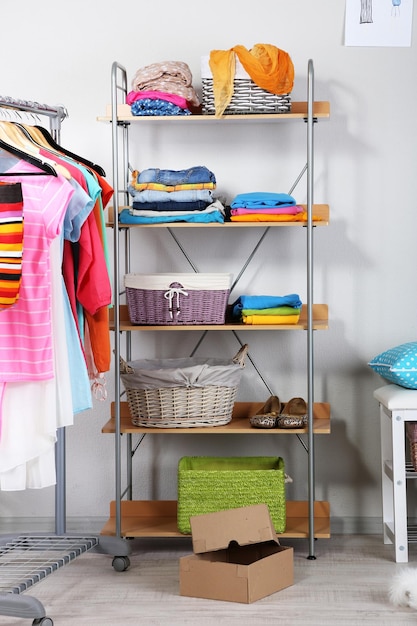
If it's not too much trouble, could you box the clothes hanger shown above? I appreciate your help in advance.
[0,121,70,179]
[0,138,57,176]
[34,125,106,176]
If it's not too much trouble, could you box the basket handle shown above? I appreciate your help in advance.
[232,343,248,366]
[119,355,135,374]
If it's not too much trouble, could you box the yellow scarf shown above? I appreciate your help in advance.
[209,44,294,118]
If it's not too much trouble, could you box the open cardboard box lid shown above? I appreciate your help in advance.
[190,503,280,554]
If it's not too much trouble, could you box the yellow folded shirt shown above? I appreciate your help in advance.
[230,213,321,223]
[242,314,300,325]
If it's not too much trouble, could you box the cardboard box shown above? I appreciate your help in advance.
[179,503,294,604]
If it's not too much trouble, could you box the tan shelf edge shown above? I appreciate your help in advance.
[103,400,330,435]
[109,303,328,332]
[100,500,331,539]
[97,101,330,123]
[106,204,329,227]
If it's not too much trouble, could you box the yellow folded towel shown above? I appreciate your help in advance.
[242,314,300,325]
[230,212,322,223]
[209,44,294,117]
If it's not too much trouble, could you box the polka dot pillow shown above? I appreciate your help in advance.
[368,342,417,389]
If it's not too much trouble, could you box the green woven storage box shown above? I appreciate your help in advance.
[177,456,286,534]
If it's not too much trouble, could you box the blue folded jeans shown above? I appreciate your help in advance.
[136,166,216,185]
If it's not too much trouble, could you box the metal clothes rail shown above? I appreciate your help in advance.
[0,95,67,141]
[0,94,129,626]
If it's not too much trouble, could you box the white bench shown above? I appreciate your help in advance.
[374,384,417,562]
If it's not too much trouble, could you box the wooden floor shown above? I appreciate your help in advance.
[1,534,417,625]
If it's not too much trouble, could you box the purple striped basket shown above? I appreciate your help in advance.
[124,273,232,325]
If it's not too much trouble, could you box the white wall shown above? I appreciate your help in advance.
[1,0,417,532]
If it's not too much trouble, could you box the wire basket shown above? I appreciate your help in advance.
[120,344,248,428]
[177,456,287,534]
[124,273,232,325]
[202,78,291,115]
[407,422,417,471]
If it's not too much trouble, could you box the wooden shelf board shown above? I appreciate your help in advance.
[100,500,330,539]
[109,303,328,332]
[98,101,330,123]
[103,400,330,435]
[106,204,329,228]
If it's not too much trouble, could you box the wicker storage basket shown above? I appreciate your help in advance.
[202,79,291,115]
[177,456,286,534]
[201,55,291,115]
[124,273,232,325]
[406,422,417,471]
[120,344,247,428]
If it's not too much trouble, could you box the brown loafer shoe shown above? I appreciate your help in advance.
[276,397,308,429]
[249,395,281,429]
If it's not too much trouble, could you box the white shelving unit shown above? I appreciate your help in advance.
[98,59,331,563]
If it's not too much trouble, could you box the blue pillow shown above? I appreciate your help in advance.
[368,342,417,389]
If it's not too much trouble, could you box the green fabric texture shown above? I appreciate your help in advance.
[177,456,286,534]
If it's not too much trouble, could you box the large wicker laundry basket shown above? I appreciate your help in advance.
[120,344,248,428]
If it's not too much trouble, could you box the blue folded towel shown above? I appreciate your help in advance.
[232,294,302,318]
[230,192,296,209]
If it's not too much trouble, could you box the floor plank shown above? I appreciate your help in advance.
[1,535,417,625]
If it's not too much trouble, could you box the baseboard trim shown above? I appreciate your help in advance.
[0,517,108,535]
[2,516,417,536]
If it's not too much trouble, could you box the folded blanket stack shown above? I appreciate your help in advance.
[121,166,225,225]
[232,294,302,325]
[229,192,311,223]
[127,61,200,116]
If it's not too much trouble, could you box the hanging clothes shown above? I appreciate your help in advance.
[0,182,24,310]
[0,122,112,490]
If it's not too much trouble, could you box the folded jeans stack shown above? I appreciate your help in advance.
[120,166,225,225]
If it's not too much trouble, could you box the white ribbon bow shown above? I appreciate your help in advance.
[164,284,189,319]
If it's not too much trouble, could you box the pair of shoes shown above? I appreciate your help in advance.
[249,396,281,429]
[276,397,308,429]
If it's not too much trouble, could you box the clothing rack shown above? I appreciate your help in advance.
[0,94,128,626]
[0,94,68,536]
[0,95,67,141]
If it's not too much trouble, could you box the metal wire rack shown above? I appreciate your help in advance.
[0,535,98,594]
[0,535,99,625]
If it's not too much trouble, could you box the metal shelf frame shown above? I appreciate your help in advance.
[108,59,325,559]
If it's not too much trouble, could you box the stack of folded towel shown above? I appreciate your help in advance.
[127,61,200,116]
[229,192,309,222]
[232,294,302,325]
[120,166,226,225]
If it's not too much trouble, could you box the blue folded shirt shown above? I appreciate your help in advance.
[232,294,302,318]
[230,192,296,208]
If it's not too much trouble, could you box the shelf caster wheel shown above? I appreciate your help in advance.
[112,555,130,572]
[32,618,54,626]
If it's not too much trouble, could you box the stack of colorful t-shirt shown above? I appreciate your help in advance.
[127,60,200,116]
[229,191,307,222]
[120,166,225,224]
[232,294,302,325]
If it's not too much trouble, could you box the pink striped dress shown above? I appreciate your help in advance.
[0,162,74,381]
